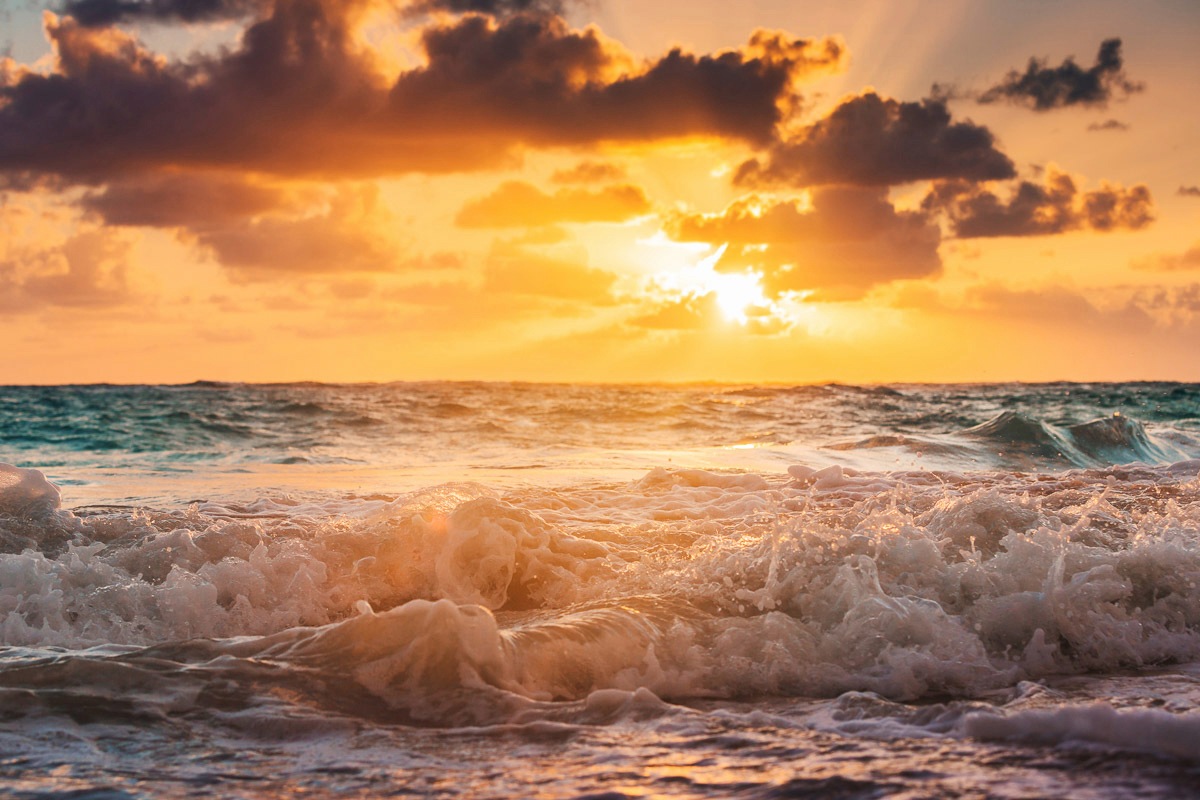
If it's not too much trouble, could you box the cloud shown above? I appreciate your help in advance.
[1179,186,1200,198]
[58,0,262,27]
[896,282,1157,334]
[394,22,845,150]
[81,172,295,227]
[965,284,1156,333]
[79,172,399,277]
[1087,119,1129,132]
[551,160,627,184]
[0,229,135,312]
[630,292,722,330]
[735,92,1015,188]
[668,186,942,300]
[924,167,1154,238]
[1132,242,1200,272]
[1135,284,1200,316]
[977,38,1142,111]
[193,185,401,277]
[455,180,650,227]
[405,0,570,17]
[0,7,846,184]
[483,241,617,302]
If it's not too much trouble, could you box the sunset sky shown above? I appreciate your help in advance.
[1,0,1198,384]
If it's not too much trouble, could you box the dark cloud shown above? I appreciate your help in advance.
[58,0,262,27]
[455,180,650,227]
[81,173,294,227]
[551,160,627,184]
[1179,186,1200,198]
[393,22,844,151]
[1087,119,1129,132]
[924,168,1154,238]
[0,230,134,312]
[735,92,1015,188]
[977,38,1143,111]
[405,0,569,17]
[668,187,942,300]
[0,6,844,183]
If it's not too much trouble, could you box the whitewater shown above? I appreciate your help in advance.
[3,381,1200,798]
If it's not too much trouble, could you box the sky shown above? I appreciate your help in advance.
[1,0,1198,384]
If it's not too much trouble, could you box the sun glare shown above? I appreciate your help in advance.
[708,270,769,323]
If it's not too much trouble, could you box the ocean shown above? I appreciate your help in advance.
[2,381,1200,798]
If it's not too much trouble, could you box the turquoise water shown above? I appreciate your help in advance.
[2,382,1200,798]
[2,381,1198,502]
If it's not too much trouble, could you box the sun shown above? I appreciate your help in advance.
[707,270,770,323]
[691,244,771,323]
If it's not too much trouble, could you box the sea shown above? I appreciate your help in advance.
[3,381,1200,799]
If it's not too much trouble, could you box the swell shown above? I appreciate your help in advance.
[958,410,1186,468]
[4,383,1200,477]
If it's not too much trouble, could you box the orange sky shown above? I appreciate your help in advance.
[1,0,1198,384]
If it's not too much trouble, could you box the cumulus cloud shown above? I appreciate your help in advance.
[455,181,650,227]
[1087,119,1129,132]
[668,187,942,299]
[735,92,1015,188]
[977,38,1142,111]
[0,230,134,312]
[924,167,1154,238]
[1179,186,1200,198]
[58,0,262,27]
[551,160,627,184]
[0,6,845,183]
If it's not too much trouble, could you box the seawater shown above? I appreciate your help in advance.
[2,382,1200,798]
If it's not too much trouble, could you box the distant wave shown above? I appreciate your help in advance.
[960,411,1186,468]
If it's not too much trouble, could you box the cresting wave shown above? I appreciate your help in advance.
[959,410,1189,468]
[4,458,1200,733]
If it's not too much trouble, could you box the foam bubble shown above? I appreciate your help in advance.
[963,703,1200,761]
[0,464,60,518]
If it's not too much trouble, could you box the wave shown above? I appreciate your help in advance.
[5,461,1200,727]
[959,411,1187,468]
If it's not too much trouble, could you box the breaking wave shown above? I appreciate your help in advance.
[5,459,1200,727]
